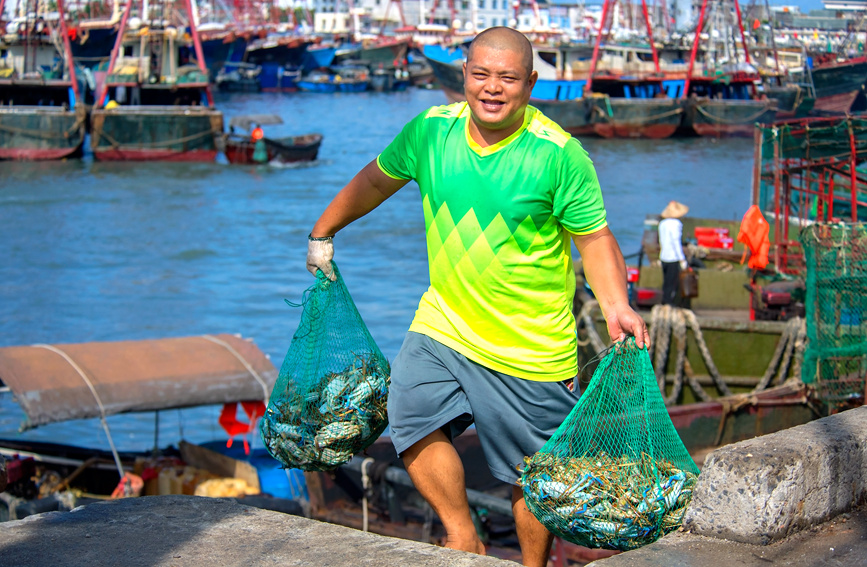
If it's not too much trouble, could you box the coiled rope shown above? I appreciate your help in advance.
[576,301,807,405]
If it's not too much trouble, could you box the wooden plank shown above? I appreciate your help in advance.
[179,441,260,493]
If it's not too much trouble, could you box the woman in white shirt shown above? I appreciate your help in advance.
[658,201,689,306]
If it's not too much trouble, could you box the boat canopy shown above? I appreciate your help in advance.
[229,114,283,131]
[0,334,277,429]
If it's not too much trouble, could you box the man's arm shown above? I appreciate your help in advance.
[571,227,648,348]
[311,159,410,238]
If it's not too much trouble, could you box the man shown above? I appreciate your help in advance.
[306,27,648,567]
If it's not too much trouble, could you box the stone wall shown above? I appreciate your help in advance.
[682,405,867,545]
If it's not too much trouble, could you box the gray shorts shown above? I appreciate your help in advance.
[387,332,581,485]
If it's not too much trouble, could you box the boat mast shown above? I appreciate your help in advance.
[183,0,214,106]
[586,0,613,93]
[96,0,134,108]
[55,0,81,101]
[640,0,659,73]
[682,0,709,97]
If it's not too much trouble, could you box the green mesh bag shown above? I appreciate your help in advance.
[519,338,699,551]
[260,262,390,471]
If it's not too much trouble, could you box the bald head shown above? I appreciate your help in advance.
[467,27,533,76]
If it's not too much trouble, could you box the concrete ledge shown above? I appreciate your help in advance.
[682,405,867,544]
[0,495,517,567]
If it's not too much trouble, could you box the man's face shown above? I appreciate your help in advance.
[463,44,537,133]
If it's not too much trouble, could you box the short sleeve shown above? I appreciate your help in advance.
[376,108,428,180]
[552,138,607,235]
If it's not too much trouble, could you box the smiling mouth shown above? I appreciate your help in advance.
[480,100,505,111]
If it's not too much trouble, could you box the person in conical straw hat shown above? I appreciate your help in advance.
[658,200,690,306]
[661,200,689,219]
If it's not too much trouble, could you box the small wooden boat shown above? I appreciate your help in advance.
[225,133,323,165]
[223,114,322,165]
[0,334,309,520]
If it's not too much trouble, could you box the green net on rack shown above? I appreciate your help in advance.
[260,262,390,471]
[801,223,867,410]
[519,338,699,551]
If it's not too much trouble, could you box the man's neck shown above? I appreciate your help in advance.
[467,111,526,148]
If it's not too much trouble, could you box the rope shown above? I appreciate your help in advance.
[31,344,127,484]
[596,106,684,125]
[694,103,774,125]
[681,310,734,397]
[200,334,270,400]
[648,307,807,405]
[93,124,217,151]
[0,113,85,140]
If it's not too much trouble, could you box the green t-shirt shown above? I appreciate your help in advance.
[377,102,607,381]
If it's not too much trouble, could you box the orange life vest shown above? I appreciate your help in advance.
[251,126,264,141]
[737,205,770,270]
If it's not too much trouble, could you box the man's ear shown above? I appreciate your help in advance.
[528,70,538,89]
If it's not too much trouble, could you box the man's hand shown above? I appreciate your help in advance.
[605,303,649,349]
[307,235,336,281]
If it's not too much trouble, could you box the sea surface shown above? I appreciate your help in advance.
[0,87,754,453]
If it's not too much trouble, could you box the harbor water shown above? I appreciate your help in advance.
[0,87,754,452]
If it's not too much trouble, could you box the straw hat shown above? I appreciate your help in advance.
[661,201,689,219]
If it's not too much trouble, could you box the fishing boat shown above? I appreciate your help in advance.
[0,0,87,160]
[199,26,250,82]
[332,37,411,68]
[297,65,370,93]
[214,61,262,92]
[804,54,867,114]
[0,334,310,521]
[223,114,322,165]
[88,0,224,161]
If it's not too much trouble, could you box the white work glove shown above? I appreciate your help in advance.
[679,260,688,270]
[307,234,336,281]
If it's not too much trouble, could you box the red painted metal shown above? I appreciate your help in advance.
[54,0,80,100]
[813,90,862,113]
[96,0,135,108]
[640,0,659,73]
[93,149,219,161]
[731,0,755,97]
[0,145,84,160]
[682,0,709,98]
[733,0,751,66]
[586,0,612,93]
[184,0,215,107]
[594,122,678,139]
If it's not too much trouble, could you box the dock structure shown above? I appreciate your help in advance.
[1,406,867,566]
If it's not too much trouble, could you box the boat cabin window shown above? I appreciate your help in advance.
[124,46,134,57]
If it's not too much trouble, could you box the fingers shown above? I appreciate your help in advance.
[323,264,336,281]
[607,309,649,350]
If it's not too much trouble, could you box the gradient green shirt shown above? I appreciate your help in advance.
[377,102,607,381]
